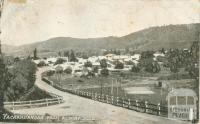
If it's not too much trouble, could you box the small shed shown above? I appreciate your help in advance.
[166,88,198,121]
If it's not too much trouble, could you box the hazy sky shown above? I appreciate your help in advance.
[1,0,200,46]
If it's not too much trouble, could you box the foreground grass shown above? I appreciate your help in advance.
[19,86,53,101]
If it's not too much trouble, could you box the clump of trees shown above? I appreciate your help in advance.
[37,61,46,67]
[100,68,109,76]
[103,49,121,55]
[92,66,99,73]
[131,63,140,73]
[64,67,72,74]
[84,61,92,67]
[100,59,107,68]
[114,61,124,69]
[46,70,55,76]
[0,58,11,109]
[54,58,66,65]
[63,50,78,62]
[1,59,37,102]
[138,51,161,73]
[164,41,199,80]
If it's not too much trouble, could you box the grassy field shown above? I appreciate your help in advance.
[47,75,163,105]
[19,86,53,101]
[46,66,196,106]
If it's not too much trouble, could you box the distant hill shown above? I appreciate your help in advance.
[3,23,200,57]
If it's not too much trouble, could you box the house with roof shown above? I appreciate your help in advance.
[105,53,115,60]
[131,54,140,61]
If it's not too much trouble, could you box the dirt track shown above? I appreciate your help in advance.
[11,67,190,124]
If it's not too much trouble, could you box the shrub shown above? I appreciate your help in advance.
[84,61,92,67]
[93,66,99,73]
[46,70,55,76]
[37,61,46,67]
[64,67,72,74]
[131,64,140,73]
[101,68,109,76]
[114,61,124,69]
[4,59,37,101]
[54,58,66,65]
[100,59,107,68]
[139,58,161,73]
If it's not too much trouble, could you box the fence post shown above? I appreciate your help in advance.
[95,93,97,100]
[46,99,48,106]
[102,94,104,102]
[58,96,60,104]
[111,96,114,104]
[106,95,109,103]
[157,103,161,116]
[145,101,148,113]
[92,92,94,100]
[128,99,131,108]
[98,94,101,101]
[136,100,139,111]
[117,97,119,105]
[122,98,125,107]
[91,92,93,99]
[79,91,81,95]
[77,90,79,95]
[29,100,32,108]
[12,101,14,110]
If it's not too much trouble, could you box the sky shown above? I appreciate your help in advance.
[1,0,200,46]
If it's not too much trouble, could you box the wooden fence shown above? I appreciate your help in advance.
[4,92,64,110]
[42,77,168,117]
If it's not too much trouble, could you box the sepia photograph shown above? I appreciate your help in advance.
[0,0,199,123]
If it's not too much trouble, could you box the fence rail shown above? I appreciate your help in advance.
[4,89,64,110]
[42,77,168,117]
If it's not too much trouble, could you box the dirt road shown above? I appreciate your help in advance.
[11,67,190,124]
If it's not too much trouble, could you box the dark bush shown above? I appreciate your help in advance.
[37,61,46,67]
[54,58,66,65]
[101,68,109,76]
[64,67,72,74]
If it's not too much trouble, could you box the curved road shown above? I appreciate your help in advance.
[11,67,190,124]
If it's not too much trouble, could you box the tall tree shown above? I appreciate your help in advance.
[33,48,38,60]
[64,51,69,57]
[115,61,124,69]
[69,50,77,62]
[139,51,160,73]
[190,41,199,62]
[131,63,140,73]
[58,51,62,57]
[101,68,109,76]
[84,61,92,68]
[100,59,107,68]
